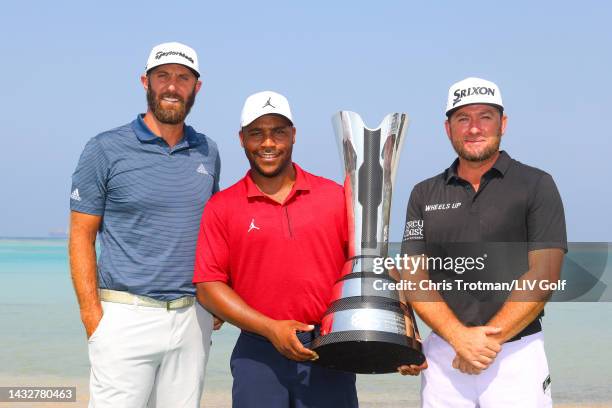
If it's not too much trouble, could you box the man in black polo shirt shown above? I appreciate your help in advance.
[399,77,566,407]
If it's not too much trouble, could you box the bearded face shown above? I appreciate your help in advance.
[146,78,196,125]
[446,105,506,163]
[449,126,502,162]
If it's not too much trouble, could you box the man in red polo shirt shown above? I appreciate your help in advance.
[194,91,358,408]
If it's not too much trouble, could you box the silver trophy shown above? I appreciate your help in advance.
[311,111,424,374]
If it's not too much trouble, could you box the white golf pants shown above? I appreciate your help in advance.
[421,331,552,408]
[87,300,213,408]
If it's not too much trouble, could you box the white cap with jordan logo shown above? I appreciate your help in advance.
[240,91,293,127]
[446,77,503,116]
[145,42,200,77]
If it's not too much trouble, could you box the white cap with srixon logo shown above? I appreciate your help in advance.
[240,91,293,127]
[145,42,200,77]
[446,77,503,116]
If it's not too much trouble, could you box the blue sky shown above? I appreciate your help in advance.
[0,1,610,240]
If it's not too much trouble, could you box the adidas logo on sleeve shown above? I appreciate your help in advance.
[70,188,82,201]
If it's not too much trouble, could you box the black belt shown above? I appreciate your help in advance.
[507,318,542,343]
[242,326,321,345]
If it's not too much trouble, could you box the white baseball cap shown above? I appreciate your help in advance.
[145,42,200,77]
[446,77,503,116]
[240,91,293,127]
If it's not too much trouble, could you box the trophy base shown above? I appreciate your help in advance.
[311,330,425,374]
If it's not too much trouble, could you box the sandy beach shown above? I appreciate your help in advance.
[1,374,610,408]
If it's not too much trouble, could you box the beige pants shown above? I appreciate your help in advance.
[87,300,213,408]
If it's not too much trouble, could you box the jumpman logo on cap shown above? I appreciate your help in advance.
[262,97,275,109]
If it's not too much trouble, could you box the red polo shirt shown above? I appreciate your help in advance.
[193,163,348,324]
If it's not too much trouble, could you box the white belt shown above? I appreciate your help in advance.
[99,289,195,310]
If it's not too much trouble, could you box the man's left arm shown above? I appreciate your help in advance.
[485,248,564,343]
[454,249,564,373]
[489,172,567,342]
[455,172,567,373]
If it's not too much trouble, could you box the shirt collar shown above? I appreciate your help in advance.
[491,150,512,175]
[182,125,201,147]
[444,150,512,184]
[131,114,201,148]
[245,163,311,199]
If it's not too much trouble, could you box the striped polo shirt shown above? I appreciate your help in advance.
[70,114,220,300]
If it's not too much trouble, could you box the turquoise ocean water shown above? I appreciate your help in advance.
[1,239,611,406]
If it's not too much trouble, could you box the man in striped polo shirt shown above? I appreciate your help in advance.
[69,42,220,407]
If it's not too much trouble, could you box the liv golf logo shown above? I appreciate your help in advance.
[453,86,495,107]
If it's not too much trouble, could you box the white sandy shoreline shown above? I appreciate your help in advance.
[1,374,609,408]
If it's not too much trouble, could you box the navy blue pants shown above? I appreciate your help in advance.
[230,330,358,408]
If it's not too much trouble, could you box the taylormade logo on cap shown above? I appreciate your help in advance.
[145,42,200,77]
[240,91,293,127]
[446,77,503,116]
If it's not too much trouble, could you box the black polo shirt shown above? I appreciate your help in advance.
[401,151,567,333]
